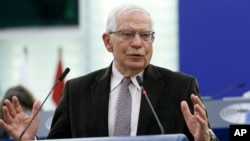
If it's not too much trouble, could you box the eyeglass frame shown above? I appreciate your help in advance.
[109,30,155,42]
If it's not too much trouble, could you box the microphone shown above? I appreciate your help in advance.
[18,68,70,141]
[212,82,246,99]
[135,76,164,135]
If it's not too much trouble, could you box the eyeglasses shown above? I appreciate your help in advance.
[109,30,155,41]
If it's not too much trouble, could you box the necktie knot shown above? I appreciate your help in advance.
[122,77,131,86]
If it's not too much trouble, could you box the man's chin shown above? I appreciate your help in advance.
[128,63,146,70]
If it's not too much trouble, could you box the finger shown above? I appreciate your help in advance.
[181,101,192,120]
[32,100,41,121]
[0,119,11,133]
[12,96,22,114]
[194,103,207,122]
[191,95,207,119]
[0,119,6,129]
[32,100,41,114]
[191,94,206,111]
[195,114,209,130]
[2,106,14,124]
[0,116,9,128]
[0,119,5,126]
[4,99,16,118]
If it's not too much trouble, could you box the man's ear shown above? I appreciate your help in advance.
[102,33,113,52]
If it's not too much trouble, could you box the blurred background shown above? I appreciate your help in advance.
[1,0,250,109]
[0,0,179,110]
[1,0,250,140]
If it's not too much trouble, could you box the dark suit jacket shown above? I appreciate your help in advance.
[47,64,203,141]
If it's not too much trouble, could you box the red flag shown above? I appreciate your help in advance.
[52,48,64,105]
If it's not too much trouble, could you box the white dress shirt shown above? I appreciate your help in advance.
[108,64,143,136]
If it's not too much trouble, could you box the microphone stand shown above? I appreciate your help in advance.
[18,68,70,141]
[136,76,164,135]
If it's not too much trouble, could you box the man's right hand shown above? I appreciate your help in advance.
[0,96,41,141]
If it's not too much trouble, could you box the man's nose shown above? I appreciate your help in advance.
[131,33,143,47]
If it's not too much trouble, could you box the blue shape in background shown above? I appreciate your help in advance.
[179,0,250,99]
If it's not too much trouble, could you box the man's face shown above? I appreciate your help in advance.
[104,11,154,76]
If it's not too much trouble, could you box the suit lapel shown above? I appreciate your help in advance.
[137,65,165,135]
[89,64,165,135]
[91,66,112,136]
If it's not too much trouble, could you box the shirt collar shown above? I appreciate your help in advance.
[110,63,144,91]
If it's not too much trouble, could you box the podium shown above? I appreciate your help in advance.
[39,134,189,141]
[204,97,250,141]
[204,97,250,128]
[37,110,55,138]
[36,111,189,141]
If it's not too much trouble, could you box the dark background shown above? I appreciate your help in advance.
[0,0,78,29]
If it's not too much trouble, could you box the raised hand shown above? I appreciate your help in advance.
[181,94,210,141]
[0,96,41,141]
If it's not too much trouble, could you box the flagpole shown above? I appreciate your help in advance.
[19,46,30,89]
[52,47,65,106]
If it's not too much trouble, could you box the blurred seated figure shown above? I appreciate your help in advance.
[0,85,35,139]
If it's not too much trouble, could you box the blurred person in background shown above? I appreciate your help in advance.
[0,85,35,139]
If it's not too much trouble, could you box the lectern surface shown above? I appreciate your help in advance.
[39,134,188,141]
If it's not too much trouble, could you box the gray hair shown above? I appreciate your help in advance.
[105,3,154,32]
